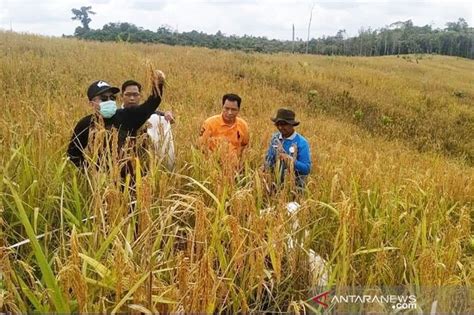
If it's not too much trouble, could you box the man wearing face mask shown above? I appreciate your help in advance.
[67,72,165,170]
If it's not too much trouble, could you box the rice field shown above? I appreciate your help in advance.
[0,31,473,313]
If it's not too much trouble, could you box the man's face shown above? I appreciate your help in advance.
[90,92,116,110]
[275,122,295,138]
[222,99,240,123]
[122,85,141,108]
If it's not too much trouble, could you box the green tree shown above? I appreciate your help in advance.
[71,6,95,36]
[70,17,473,59]
[446,18,468,32]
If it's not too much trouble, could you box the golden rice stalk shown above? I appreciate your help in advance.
[239,288,250,313]
[145,60,165,98]
[176,252,190,308]
[250,216,266,298]
[229,189,255,225]
[111,238,140,308]
[190,251,217,313]
[225,215,243,270]
[194,203,208,258]
[58,228,88,312]
[0,246,23,313]
[137,174,153,238]
[269,210,284,283]
[112,238,131,302]
[104,185,125,228]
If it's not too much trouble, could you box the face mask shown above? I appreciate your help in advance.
[99,100,117,118]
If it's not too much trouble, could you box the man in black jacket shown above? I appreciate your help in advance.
[67,71,165,173]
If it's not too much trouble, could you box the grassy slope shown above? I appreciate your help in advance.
[0,32,472,313]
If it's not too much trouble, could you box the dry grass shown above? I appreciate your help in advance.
[0,31,473,313]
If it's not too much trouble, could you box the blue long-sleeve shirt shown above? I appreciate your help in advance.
[265,132,311,186]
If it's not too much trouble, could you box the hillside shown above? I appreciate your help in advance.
[1,32,472,313]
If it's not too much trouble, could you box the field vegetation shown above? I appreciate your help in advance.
[0,32,472,313]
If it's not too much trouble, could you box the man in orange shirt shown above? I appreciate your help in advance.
[199,93,249,160]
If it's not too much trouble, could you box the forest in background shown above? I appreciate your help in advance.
[70,6,473,59]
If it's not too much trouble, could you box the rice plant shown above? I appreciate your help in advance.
[0,31,472,313]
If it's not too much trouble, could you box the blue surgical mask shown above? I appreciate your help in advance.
[99,100,117,118]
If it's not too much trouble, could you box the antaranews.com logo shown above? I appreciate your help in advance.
[311,289,417,311]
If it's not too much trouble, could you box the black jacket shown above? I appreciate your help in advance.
[67,88,162,168]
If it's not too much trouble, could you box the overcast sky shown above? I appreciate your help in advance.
[0,0,472,40]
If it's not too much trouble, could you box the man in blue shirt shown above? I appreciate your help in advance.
[265,108,311,189]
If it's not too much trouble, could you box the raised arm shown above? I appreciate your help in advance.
[122,70,166,130]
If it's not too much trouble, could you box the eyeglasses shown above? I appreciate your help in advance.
[123,92,140,98]
[99,94,116,102]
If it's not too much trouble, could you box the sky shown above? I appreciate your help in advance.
[0,0,472,40]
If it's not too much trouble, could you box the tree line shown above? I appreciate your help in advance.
[71,6,473,59]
